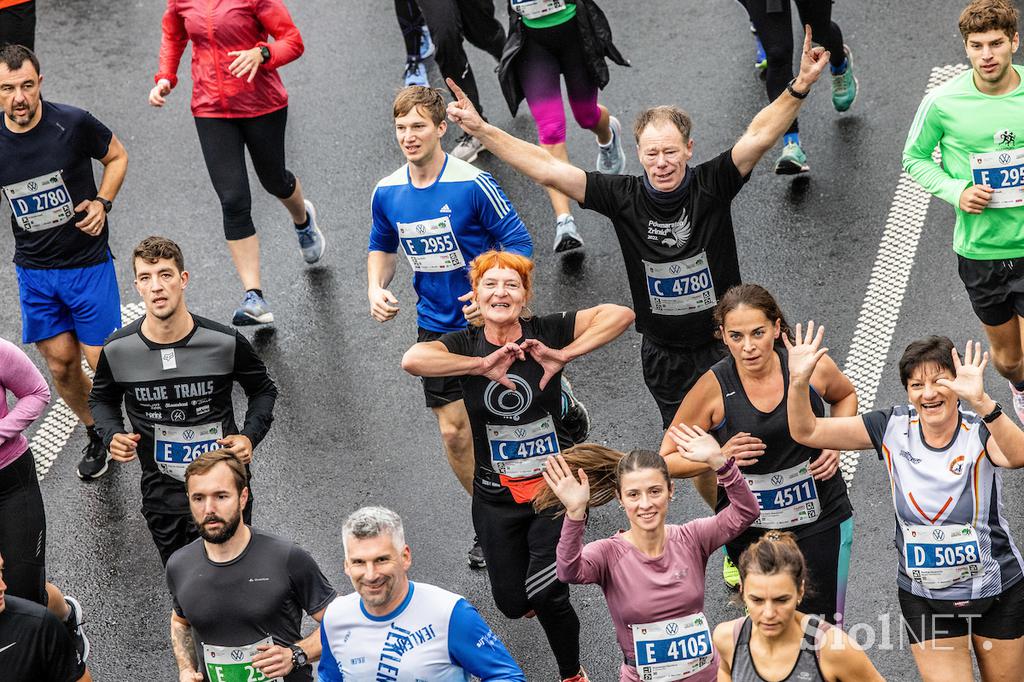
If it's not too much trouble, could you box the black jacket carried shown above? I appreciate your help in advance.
[498,0,630,117]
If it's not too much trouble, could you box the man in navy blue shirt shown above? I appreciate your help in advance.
[367,85,532,569]
[0,45,128,482]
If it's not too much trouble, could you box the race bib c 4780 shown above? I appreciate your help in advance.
[746,461,820,529]
[903,523,985,589]
[632,612,714,681]
[154,422,222,482]
[487,415,559,478]
[643,252,716,316]
[970,149,1024,208]
[3,171,75,232]
[203,637,282,682]
[510,0,566,19]
[397,216,465,272]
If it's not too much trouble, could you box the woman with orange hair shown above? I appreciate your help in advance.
[403,249,634,681]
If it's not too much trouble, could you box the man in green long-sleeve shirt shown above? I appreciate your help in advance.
[903,0,1024,420]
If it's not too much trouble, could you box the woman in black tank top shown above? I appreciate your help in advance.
[657,285,857,625]
[714,531,882,682]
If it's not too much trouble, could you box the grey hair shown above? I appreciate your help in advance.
[342,506,406,557]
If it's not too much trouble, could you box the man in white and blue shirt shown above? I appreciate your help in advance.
[318,506,525,682]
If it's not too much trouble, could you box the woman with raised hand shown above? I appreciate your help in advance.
[535,425,758,681]
[402,249,634,682]
[657,284,857,623]
[714,531,882,681]
[786,326,1024,682]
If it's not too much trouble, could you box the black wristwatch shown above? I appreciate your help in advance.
[982,402,1003,423]
[259,46,271,63]
[95,196,112,213]
[786,78,809,99]
[289,644,309,669]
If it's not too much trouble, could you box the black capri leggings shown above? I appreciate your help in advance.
[0,449,47,605]
[472,495,581,679]
[742,0,846,135]
[194,107,297,241]
[0,0,35,51]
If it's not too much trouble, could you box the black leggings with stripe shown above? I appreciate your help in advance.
[473,495,581,678]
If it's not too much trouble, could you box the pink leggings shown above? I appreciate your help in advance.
[514,17,601,145]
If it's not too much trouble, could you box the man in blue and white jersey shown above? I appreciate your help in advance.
[318,506,524,682]
[367,85,533,569]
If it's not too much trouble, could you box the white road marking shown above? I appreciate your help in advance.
[30,302,146,480]
[838,64,968,485]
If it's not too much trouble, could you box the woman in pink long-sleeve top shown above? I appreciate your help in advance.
[537,424,759,681]
[0,337,90,660]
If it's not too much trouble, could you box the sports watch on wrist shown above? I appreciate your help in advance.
[982,402,1003,424]
[95,196,112,213]
[786,78,809,99]
[259,46,271,63]
[289,644,309,668]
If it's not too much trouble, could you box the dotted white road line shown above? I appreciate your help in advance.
[30,302,146,480]
[838,64,968,485]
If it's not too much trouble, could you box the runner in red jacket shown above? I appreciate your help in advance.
[149,0,326,327]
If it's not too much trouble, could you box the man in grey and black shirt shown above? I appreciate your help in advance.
[89,236,277,564]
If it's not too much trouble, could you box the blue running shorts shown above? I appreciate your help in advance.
[16,257,121,346]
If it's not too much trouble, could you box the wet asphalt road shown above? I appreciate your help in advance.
[3,0,1024,679]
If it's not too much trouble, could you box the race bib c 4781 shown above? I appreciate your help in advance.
[970,149,1024,208]
[746,461,820,529]
[397,216,465,272]
[643,252,716,316]
[510,0,566,19]
[487,415,559,478]
[154,422,222,482]
[3,171,75,232]
[203,637,282,682]
[903,523,985,589]
[631,612,714,681]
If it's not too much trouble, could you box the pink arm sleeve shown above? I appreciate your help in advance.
[556,516,607,585]
[0,340,50,446]
[155,0,188,87]
[686,462,760,555]
[255,0,304,69]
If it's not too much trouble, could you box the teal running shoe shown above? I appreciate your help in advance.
[774,142,809,175]
[831,45,858,112]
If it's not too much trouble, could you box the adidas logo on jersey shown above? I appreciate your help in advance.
[440,204,451,213]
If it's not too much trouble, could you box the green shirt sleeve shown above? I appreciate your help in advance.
[902,94,970,207]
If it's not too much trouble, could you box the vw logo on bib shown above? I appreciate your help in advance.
[1000,152,1012,165]
[231,649,245,661]
[933,529,945,541]
[669,264,681,275]
[27,181,37,191]
[771,474,784,486]
[666,622,679,635]
[484,374,532,421]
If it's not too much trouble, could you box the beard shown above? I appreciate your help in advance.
[358,576,395,608]
[8,99,37,126]
[197,508,242,544]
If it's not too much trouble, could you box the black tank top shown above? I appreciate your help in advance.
[730,616,830,682]
[711,349,852,552]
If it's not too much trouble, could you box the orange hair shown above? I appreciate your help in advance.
[467,250,535,302]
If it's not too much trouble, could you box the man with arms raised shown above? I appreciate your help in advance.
[318,506,524,681]
[90,236,277,565]
[168,450,336,682]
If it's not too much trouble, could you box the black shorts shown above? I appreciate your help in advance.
[0,449,46,604]
[898,578,1024,642]
[641,336,727,428]
[417,327,463,408]
[0,0,35,51]
[142,495,254,566]
[956,255,1024,327]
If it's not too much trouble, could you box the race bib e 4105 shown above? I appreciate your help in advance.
[631,612,714,681]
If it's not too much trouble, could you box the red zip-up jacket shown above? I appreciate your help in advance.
[155,0,304,118]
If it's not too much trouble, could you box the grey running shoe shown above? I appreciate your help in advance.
[64,595,90,663]
[76,435,110,481]
[468,536,486,569]
[560,375,591,444]
[232,290,274,326]
[296,200,326,264]
[596,116,625,175]
[451,132,484,163]
[553,214,584,253]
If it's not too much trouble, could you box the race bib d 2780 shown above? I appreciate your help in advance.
[3,171,75,232]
